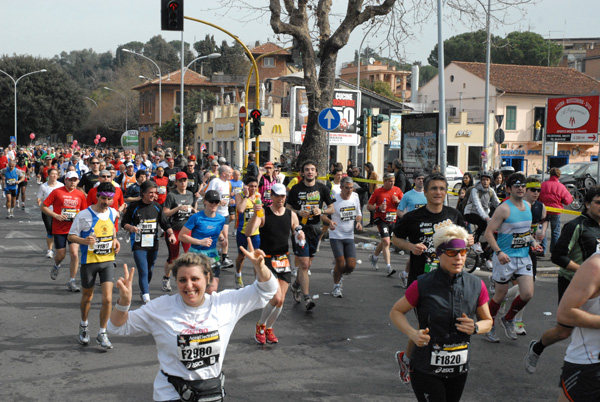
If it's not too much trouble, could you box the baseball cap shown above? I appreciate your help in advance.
[218,157,227,164]
[204,190,220,202]
[126,162,134,167]
[383,172,395,179]
[264,162,274,168]
[175,172,188,180]
[65,171,79,180]
[271,183,286,196]
[189,155,197,161]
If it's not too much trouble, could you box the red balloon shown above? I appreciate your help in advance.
[29,133,35,140]
[72,140,78,146]
[96,134,101,139]
[94,139,99,144]
[101,137,106,143]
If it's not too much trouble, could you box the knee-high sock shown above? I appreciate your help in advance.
[259,303,277,326]
[265,306,282,329]
[505,295,529,321]
[489,299,501,320]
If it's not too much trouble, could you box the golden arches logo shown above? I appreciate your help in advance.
[272,124,282,134]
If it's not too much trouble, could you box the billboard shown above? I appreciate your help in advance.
[389,111,402,149]
[289,87,361,146]
[121,130,139,150]
[546,96,599,135]
[401,113,439,175]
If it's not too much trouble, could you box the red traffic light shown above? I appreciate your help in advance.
[168,1,179,11]
[250,109,262,120]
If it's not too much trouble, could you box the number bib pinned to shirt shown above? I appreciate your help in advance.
[93,236,113,255]
[62,208,78,221]
[430,343,469,374]
[177,330,221,371]
[385,211,397,223]
[269,254,290,273]
[511,231,531,249]
[340,206,356,221]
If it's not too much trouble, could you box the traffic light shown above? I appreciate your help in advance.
[161,0,184,31]
[250,109,262,138]
[174,122,181,135]
[356,109,368,137]
[239,124,245,139]
[371,114,388,137]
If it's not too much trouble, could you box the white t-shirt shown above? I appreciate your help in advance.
[37,181,65,211]
[206,178,231,217]
[108,276,277,402]
[329,192,361,240]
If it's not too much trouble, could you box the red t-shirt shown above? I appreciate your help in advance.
[16,165,27,182]
[152,175,169,204]
[0,156,8,170]
[43,187,87,234]
[87,185,124,210]
[368,185,404,221]
[41,165,52,183]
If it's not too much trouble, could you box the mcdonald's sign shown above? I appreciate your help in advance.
[272,124,282,134]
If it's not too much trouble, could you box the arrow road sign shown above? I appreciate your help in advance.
[318,107,341,131]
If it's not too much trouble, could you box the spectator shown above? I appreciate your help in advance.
[456,172,474,213]
[538,167,573,254]
[492,171,506,200]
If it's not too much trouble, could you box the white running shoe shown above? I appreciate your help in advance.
[369,254,379,270]
[472,242,483,253]
[332,284,343,298]
[46,249,54,259]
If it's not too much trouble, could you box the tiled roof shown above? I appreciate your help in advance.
[249,42,291,56]
[132,69,218,90]
[453,61,600,96]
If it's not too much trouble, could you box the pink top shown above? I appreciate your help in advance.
[538,176,573,214]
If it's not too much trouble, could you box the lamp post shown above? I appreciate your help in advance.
[180,53,221,156]
[103,87,128,131]
[0,68,47,147]
[122,49,162,127]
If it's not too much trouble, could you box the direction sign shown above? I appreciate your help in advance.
[546,133,598,142]
[318,107,341,131]
[238,106,247,124]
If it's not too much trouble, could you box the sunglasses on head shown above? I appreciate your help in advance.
[443,248,468,257]
[512,184,526,188]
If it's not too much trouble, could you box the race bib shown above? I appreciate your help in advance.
[270,254,290,273]
[169,174,176,182]
[177,330,221,371]
[93,236,113,255]
[6,178,17,186]
[340,206,356,221]
[424,258,439,273]
[61,208,78,221]
[430,344,469,368]
[141,233,154,247]
[511,231,531,249]
[385,211,397,222]
[233,187,243,195]
[177,205,192,219]
[187,179,195,188]
[157,186,167,194]
[244,208,255,222]
[263,190,271,200]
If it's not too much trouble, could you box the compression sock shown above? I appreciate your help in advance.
[532,339,546,355]
[504,295,529,321]
[488,299,501,320]
[266,306,282,328]
[259,303,277,325]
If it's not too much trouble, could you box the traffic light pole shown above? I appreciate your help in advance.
[366,115,372,163]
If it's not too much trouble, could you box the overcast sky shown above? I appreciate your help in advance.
[1,0,597,72]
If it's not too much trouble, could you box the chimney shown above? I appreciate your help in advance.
[411,65,419,104]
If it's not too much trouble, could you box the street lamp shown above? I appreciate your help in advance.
[180,53,221,155]
[0,68,47,147]
[103,86,128,131]
[122,48,162,127]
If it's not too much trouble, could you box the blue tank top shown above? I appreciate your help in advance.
[5,167,19,190]
[497,199,532,258]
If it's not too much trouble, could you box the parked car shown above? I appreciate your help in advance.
[446,165,464,192]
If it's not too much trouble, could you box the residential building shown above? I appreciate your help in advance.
[339,61,411,99]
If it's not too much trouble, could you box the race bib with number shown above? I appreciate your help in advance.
[269,254,290,273]
[93,236,113,255]
[62,208,78,221]
[177,205,192,219]
[511,231,531,249]
[157,186,167,194]
[430,344,469,371]
[244,208,255,222]
[340,206,356,221]
[385,211,397,222]
[169,174,176,182]
[263,190,271,200]
[6,178,17,186]
[177,330,221,371]
[188,179,195,188]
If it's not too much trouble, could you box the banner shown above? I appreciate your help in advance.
[389,111,402,149]
[401,113,439,175]
[120,130,139,150]
[546,96,600,135]
[289,87,361,146]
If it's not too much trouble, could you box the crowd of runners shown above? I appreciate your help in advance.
[1,143,598,402]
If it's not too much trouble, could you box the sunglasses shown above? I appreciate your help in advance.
[91,162,100,164]
[444,249,468,257]
[512,184,526,188]
[528,188,540,193]
[207,200,220,204]
[100,175,111,178]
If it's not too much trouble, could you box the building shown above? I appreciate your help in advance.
[418,61,600,174]
[552,37,600,79]
[339,61,411,99]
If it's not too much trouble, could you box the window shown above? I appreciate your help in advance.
[506,106,517,130]
[141,97,145,114]
[447,145,458,167]
[263,57,275,68]
[149,94,153,114]
[467,146,483,172]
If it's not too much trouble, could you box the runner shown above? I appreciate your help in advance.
[463,171,500,252]
[41,171,87,292]
[206,165,235,269]
[484,173,535,343]
[179,190,228,294]
[121,180,176,304]
[86,170,125,214]
[390,224,493,397]
[67,182,120,349]
[555,252,600,402]
[120,163,137,191]
[524,186,600,374]
[320,176,362,298]
[124,170,147,205]
[15,157,28,210]
[233,176,261,289]
[367,172,404,277]
[258,162,277,208]
[161,172,196,292]
[164,157,180,193]
[78,156,101,195]
[1,159,26,218]
[245,183,304,343]
[286,160,334,310]
[37,168,64,258]
[151,166,169,205]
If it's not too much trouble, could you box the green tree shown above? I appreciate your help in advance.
[428,30,502,68]
[53,49,115,91]
[0,55,87,145]
[193,35,219,75]
[419,65,438,86]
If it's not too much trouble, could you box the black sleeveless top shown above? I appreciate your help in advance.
[259,208,292,256]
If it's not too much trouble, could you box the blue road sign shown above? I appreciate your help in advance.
[318,108,341,131]
[10,136,16,145]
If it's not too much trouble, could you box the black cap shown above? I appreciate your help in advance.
[204,190,220,202]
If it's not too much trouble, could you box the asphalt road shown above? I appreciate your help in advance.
[0,183,570,401]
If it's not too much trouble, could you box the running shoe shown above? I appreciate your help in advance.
[221,258,234,269]
[141,294,150,305]
[265,328,278,344]
[485,325,500,343]
[50,265,60,280]
[524,340,540,374]
[332,284,343,298]
[21,204,25,210]
[395,351,411,385]
[500,317,517,340]
[68,279,80,292]
[485,260,494,271]
[368,254,379,270]
[235,275,244,289]
[162,277,172,292]
[255,323,266,344]
[16,200,20,209]
[472,242,483,253]
[45,249,54,259]
[305,296,316,311]
[386,265,397,277]
[78,324,90,345]
[399,272,408,289]
[515,321,527,336]
[96,333,113,349]
[290,281,302,303]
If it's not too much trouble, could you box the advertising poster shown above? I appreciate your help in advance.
[389,111,402,149]
[289,87,361,146]
[546,96,599,135]
[121,130,139,150]
[401,113,439,175]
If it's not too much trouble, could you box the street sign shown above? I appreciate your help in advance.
[547,96,600,135]
[9,136,16,146]
[238,106,246,124]
[318,107,341,131]
[546,133,598,142]
[156,137,164,146]
[494,128,505,144]
[495,114,504,127]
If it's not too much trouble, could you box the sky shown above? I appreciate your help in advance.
[1,0,598,72]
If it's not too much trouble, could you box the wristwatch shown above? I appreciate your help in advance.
[473,323,479,335]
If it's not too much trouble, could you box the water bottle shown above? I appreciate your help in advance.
[134,224,142,243]
[295,226,306,247]
[381,198,387,211]
[364,243,376,250]
[357,242,364,249]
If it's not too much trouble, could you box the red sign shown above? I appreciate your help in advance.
[156,137,164,146]
[547,96,600,135]
[239,106,246,124]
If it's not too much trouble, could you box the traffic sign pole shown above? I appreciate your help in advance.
[367,114,372,163]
